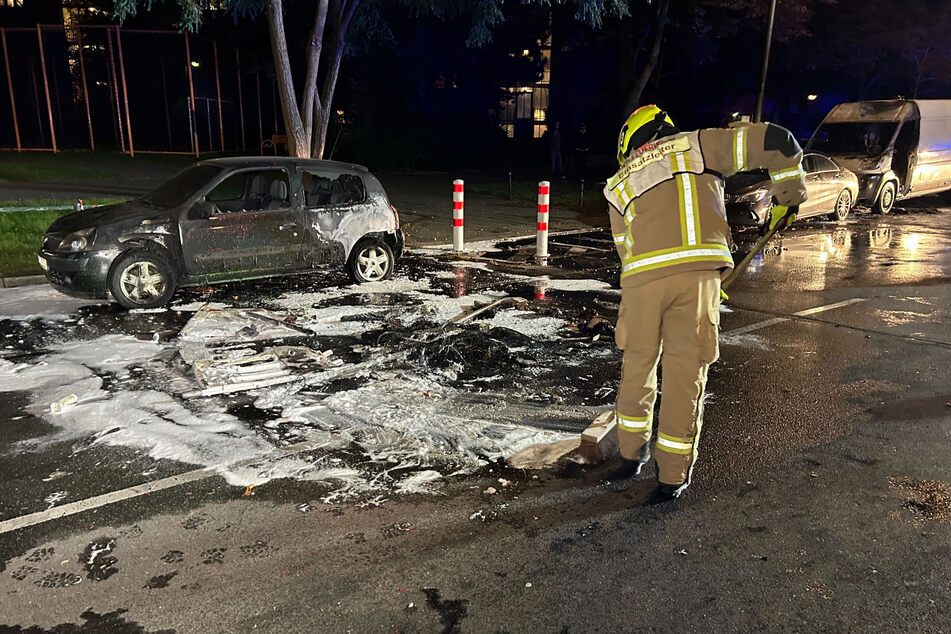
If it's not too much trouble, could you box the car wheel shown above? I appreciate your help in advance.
[346,239,394,283]
[108,248,177,309]
[828,189,852,221]
[875,181,896,215]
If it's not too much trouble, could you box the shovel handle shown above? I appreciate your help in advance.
[721,208,794,291]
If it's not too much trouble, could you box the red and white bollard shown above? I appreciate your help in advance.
[537,180,550,259]
[452,179,465,252]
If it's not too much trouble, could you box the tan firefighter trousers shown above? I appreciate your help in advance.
[614,269,721,486]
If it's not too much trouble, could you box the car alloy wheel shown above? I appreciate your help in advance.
[831,190,851,221]
[347,239,395,284]
[108,248,177,309]
[119,261,167,303]
[356,246,391,281]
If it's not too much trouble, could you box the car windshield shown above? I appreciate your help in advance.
[808,122,898,156]
[141,165,222,208]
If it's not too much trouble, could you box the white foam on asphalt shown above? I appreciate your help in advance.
[0,285,103,321]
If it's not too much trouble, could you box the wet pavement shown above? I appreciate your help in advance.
[1,203,950,632]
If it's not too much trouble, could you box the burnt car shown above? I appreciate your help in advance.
[37,157,405,309]
[725,152,860,229]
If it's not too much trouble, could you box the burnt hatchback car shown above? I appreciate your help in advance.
[725,152,859,230]
[38,158,404,309]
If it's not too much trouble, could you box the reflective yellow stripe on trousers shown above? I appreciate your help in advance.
[616,411,651,433]
[656,431,694,455]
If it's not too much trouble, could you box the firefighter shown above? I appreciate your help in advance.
[603,105,807,500]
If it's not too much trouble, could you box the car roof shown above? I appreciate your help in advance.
[197,156,370,173]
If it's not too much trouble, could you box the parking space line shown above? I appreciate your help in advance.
[723,298,866,337]
[0,468,213,535]
[0,437,331,535]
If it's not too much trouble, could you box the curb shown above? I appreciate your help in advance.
[1,275,46,288]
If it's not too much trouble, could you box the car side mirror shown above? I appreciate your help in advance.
[190,200,217,219]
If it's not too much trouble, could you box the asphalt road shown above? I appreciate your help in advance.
[1,205,950,633]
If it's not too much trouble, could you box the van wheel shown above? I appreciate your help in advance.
[828,190,852,221]
[108,248,177,309]
[875,181,896,214]
[347,239,394,283]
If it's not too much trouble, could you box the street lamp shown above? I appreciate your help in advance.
[807,94,818,101]
[753,0,778,122]
[191,61,200,68]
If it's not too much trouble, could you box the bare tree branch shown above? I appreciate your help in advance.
[302,0,330,143]
[266,0,306,156]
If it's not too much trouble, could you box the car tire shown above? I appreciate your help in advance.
[828,190,852,221]
[346,238,394,284]
[874,181,896,215]
[108,248,177,309]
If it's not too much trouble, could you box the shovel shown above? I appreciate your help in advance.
[721,206,796,291]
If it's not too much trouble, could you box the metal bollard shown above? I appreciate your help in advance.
[452,179,464,252]
[537,180,550,260]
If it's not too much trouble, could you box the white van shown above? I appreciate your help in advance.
[806,99,951,213]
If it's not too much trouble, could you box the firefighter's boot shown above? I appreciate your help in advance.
[604,442,651,482]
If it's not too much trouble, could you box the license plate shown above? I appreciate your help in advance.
[37,255,48,271]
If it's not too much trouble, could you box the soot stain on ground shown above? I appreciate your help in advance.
[422,587,469,634]
[0,608,176,633]
[79,538,118,581]
[160,550,184,564]
[239,541,277,559]
[144,571,178,589]
[200,548,226,565]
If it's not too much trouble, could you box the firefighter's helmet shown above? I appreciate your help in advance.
[617,105,675,164]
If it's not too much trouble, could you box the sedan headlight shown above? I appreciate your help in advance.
[58,228,96,253]
[734,188,770,204]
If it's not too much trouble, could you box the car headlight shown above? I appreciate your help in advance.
[58,228,96,253]
[735,188,770,204]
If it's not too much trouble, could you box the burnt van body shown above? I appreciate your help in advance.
[806,99,951,214]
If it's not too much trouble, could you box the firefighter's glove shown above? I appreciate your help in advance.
[720,289,729,303]
[768,205,797,232]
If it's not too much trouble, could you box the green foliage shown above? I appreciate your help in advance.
[0,200,126,277]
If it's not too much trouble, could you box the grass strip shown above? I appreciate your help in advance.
[0,198,128,278]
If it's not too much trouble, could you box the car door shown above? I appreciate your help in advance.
[801,154,835,218]
[178,167,305,283]
[296,166,370,266]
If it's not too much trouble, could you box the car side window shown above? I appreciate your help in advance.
[207,169,291,213]
[300,169,366,209]
[803,155,817,174]
[815,156,838,173]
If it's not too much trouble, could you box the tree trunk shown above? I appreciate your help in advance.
[312,38,345,158]
[301,0,330,145]
[622,0,670,117]
[310,1,358,158]
[266,0,308,156]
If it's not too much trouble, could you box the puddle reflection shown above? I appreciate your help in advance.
[740,222,949,289]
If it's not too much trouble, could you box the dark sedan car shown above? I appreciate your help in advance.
[725,152,860,230]
[38,157,405,309]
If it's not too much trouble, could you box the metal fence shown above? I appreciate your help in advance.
[0,24,283,155]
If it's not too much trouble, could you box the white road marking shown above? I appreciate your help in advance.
[0,438,330,535]
[723,298,866,337]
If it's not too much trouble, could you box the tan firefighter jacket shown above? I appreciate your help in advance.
[604,123,808,287]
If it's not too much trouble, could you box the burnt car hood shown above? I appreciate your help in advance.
[725,170,769,195]
[47,200,171,234]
